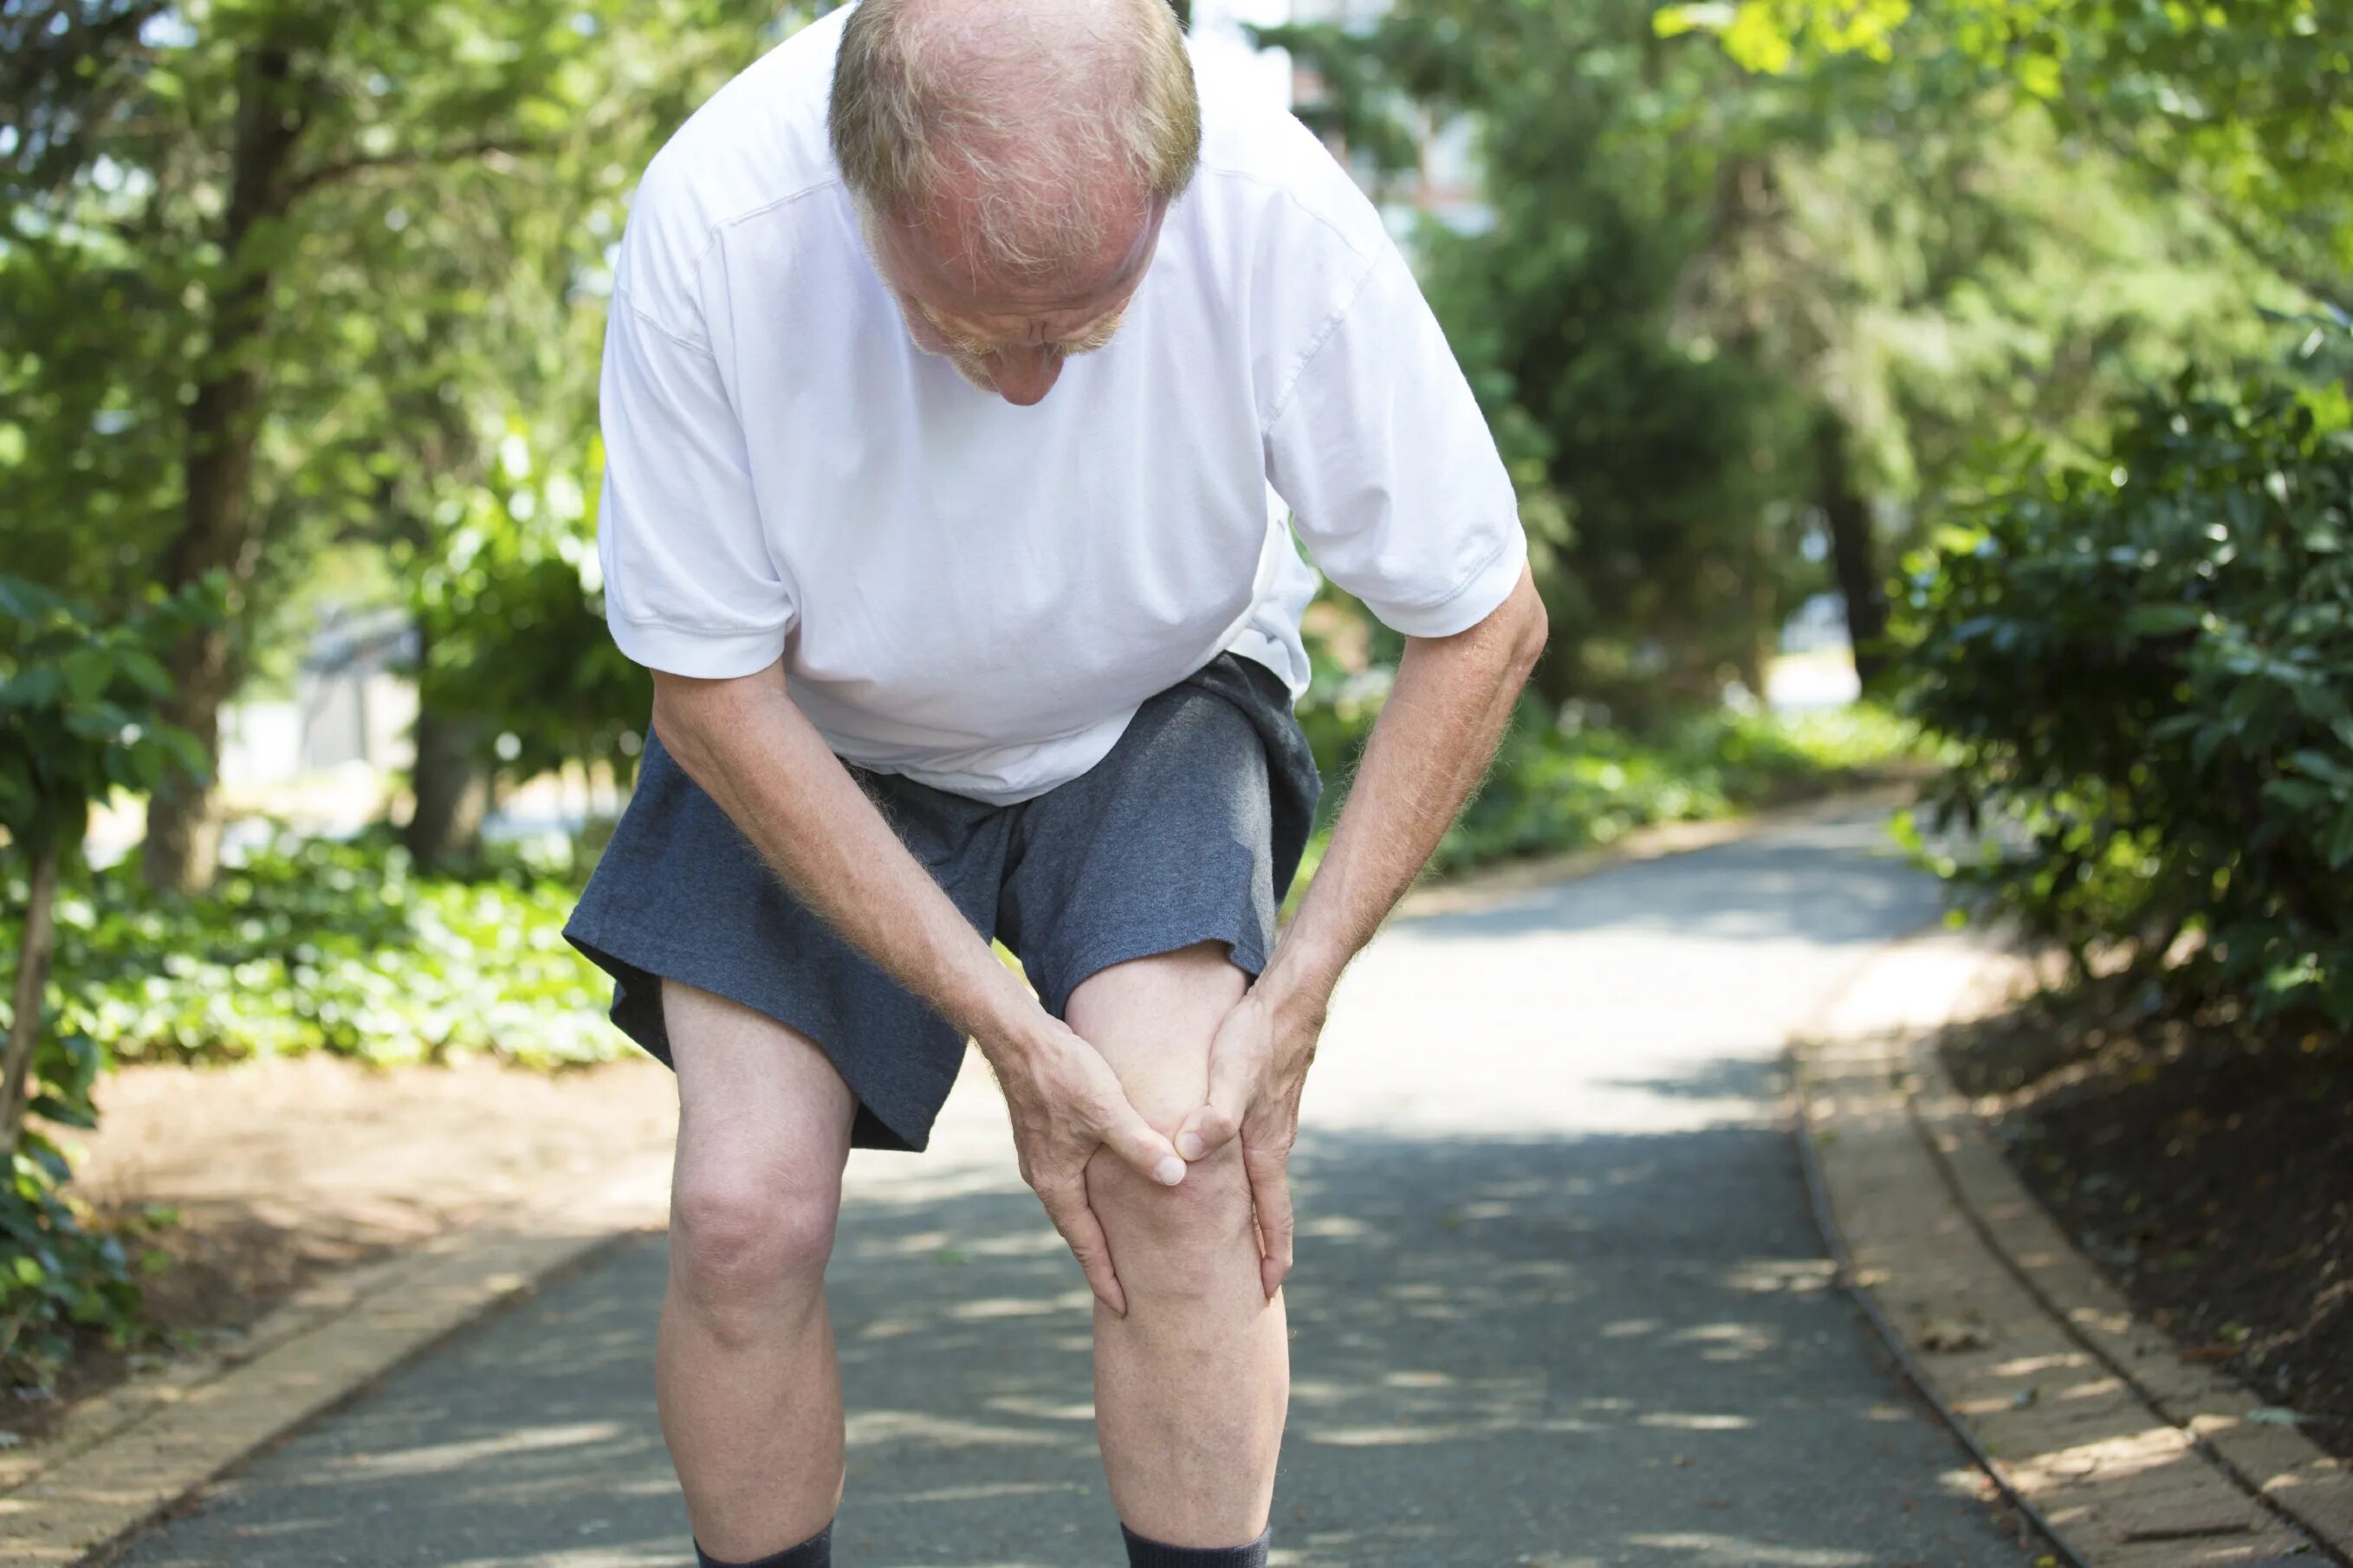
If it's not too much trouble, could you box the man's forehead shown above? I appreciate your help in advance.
[881,191,1164,324]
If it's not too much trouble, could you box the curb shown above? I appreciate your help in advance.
[0,781,1915,1566]
[1792,930,2353,1568]
[0,1149,672,1566]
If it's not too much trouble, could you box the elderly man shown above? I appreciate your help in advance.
[561,0,1546,1564]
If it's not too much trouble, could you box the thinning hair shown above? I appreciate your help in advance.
[828,0,1201,282]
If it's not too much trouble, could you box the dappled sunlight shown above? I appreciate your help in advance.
[1622,1532,1875,1565]
[343,1421,632,1478]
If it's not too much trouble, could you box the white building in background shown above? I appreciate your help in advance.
[1189,0,1297,108]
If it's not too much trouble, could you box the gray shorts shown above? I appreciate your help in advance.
[562,651,1322,1152]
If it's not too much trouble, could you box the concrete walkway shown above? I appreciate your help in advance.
[111,805,2037,1568]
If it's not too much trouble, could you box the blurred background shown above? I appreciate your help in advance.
[2,0,2348,1485]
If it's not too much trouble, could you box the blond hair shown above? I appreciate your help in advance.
[829,0,1200,280]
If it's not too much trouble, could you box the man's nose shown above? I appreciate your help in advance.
[988,347,1062,406]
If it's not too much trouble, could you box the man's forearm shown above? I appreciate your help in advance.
[651,659,1042,1058]
[1257,563,1548,1015]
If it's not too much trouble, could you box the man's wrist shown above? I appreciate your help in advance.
[964,969,1061,1069]
[1254,932,1347,1030]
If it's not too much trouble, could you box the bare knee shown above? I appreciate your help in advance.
[1086,1138,1257,1309]
[669,1157,840,1341]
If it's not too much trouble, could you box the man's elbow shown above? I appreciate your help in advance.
[1501,566,1549,685]
[651,659,785,782]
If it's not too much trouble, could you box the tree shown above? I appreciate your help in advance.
[1662,0,2353,305]
[1265,0,1812,717]
[1268,0,2281,703]
[1,0,790,891]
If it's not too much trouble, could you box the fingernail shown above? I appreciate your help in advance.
[1155,1155,1185,1185]
[1177,1132,1204,1159]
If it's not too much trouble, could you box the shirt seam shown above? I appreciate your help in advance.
[615,282,716,358]
[684,177,846,347]
[613,606,791,638]
[1194,161,1374,263]
[1260,249,1383,438]
[1377,527,1520,617]
[626,177,847,352]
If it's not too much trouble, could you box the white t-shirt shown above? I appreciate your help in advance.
[596,4,1527,805]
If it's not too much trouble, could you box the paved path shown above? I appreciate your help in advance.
[115,805,2036,1568]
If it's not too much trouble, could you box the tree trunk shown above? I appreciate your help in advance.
[140,42,308,894]
[1814,409,1891,692]
[2,842,62,1151]
[404,703,493,870]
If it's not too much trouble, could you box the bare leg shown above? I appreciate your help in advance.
[1070,942,1289,1547]
[657,980,859,1560]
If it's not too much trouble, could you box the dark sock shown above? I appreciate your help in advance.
[1119,1522,1272,1567]
[692,1520,832,1568]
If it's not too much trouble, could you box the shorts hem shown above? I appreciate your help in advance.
[1035,918,1272,1020]
[561,919,960,1154]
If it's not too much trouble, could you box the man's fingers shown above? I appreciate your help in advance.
[1247,1146,1294,1299]
[1092,1095,1188,1188]
[1035,1176,1125,1316]
[1175,1037,1254,1161]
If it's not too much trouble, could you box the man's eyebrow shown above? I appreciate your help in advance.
[923,294,1128,353]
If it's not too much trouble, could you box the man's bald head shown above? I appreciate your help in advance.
[828,0,1199,288]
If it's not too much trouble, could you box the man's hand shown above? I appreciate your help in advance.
[990,1021,1189,1318]
[1171,984,1326,1299]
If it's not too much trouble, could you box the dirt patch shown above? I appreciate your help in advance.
[9,1050,679,1446]
[1939,988,2353,1460]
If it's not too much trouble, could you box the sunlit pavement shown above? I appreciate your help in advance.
[113,803,2035,1568]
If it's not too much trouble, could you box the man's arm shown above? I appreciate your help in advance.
[1174,560,1549,1296]
[651,658,1188,1315]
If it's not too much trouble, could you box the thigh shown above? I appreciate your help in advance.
[664,978,859,1191]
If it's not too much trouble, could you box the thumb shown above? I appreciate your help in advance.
[1093,1091,1187,1188]
[1175,1039,1253,1162]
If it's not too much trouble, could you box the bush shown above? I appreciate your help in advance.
[1293,633,1920,891]
[1426,700,1918,876]
[29,829,627,1073]
[1,574,220,1394]
[1898,348,2353,1026]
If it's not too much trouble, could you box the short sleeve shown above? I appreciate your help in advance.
[593,288,796,678]
[1263,243,1527,638]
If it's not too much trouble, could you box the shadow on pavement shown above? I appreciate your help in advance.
[115,1090,2027,1568]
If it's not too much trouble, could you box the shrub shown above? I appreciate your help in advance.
[35,829,626,1072]
[1898,345,2353,1026]
[1,574,220,1393]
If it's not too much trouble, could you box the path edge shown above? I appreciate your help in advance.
[1790,929,2353,1568]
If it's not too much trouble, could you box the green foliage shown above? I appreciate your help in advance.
[405,428,652,789]
[1425,700,1918,876]
[1297,597,1921,887]
[1262,0,2266,719]
[1,1119,177,1396]
[16,833,626,1074]
[1671,1,2353,304]
[1263,0,1812,714]
[0,575,224,855]
[1898,327,2353,1026]
[0,573,222,1394]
